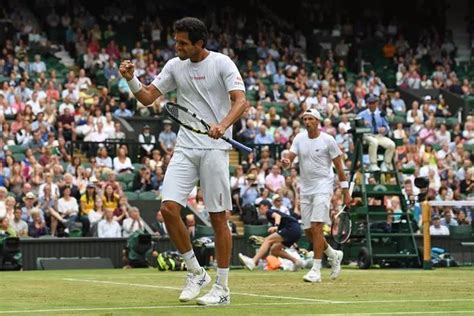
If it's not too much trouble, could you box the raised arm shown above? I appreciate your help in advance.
[119,60,162,106]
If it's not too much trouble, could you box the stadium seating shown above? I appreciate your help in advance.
[243,225,268,240]
[8,145,26,154]
[117,173,135,184]
[138,191,158,200]
[449,226,473,239]
[123,191,139,201]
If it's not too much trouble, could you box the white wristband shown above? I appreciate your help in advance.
[340,181,349,189]
[127,76,142,93]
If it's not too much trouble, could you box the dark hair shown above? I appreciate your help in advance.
[174,17,208,48]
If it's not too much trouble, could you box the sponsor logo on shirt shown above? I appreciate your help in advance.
[234,76,244,86]
[192,75,206,80]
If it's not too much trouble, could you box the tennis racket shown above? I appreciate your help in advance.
[164,102,252,154]
[331,181,355,244]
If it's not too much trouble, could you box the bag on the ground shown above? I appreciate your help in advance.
[431,247,458,267]
[156,251,187,271]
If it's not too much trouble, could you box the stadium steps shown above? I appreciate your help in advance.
[229,150,240,167]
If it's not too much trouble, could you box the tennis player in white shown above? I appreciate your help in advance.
[119,17,247,305]
[281,109,351,282]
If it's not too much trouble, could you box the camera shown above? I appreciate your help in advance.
[414,177,430,201]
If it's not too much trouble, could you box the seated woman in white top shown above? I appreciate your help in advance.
[57,186,79,220]
[113,146,134,174]
[96,146,113,169]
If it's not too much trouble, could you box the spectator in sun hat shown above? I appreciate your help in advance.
[272,194,290,215]
[240,172,259,207]
[158,119,177,154]
[138,124,156,157]
[21,192,38,223]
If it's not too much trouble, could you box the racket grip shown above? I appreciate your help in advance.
[349,182,355,196]
[223,137,253,153]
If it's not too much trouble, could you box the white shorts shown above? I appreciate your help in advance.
[300,193,332,229]
[161,148,232,213]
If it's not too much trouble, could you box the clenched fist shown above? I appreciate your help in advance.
[119,60,135,80]
[281,158,291,169]
[208,124,226,139]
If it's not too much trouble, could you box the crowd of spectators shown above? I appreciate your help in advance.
[379,26,473,95]
[0,1,472,241]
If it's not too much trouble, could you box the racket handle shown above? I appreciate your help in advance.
[349,181,355,196]
[223,137,253,153]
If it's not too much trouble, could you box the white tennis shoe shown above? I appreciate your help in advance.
[179,268,211,302]
[303,269,322,283]
[196,284,230,305]
[328,250,344,280]
[238,253,255,271]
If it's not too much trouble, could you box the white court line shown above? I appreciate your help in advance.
[347,298,474,304]
[0,304,472,315]
[62,278,338,303]
[316,311,474,316]
[0,302,321,314]
[62,278,474,305]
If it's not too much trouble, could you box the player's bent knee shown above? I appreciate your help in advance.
[311,222,324,232]
[160,202,181,219]
[270,244,283,255]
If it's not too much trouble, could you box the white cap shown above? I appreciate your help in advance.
[424,95,432,101]
[302,108,322,121]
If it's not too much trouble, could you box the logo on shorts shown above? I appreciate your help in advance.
[219,193,223,206]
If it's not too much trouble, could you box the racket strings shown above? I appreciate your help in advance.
[332,212,351,243]
[165,104,208,132]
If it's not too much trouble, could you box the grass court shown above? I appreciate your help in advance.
[1,267,473,315]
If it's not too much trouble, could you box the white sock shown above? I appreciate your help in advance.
[182,250,201,274]
[312,259,322,271]
[216,267,229,288]
[324,245,336,258]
